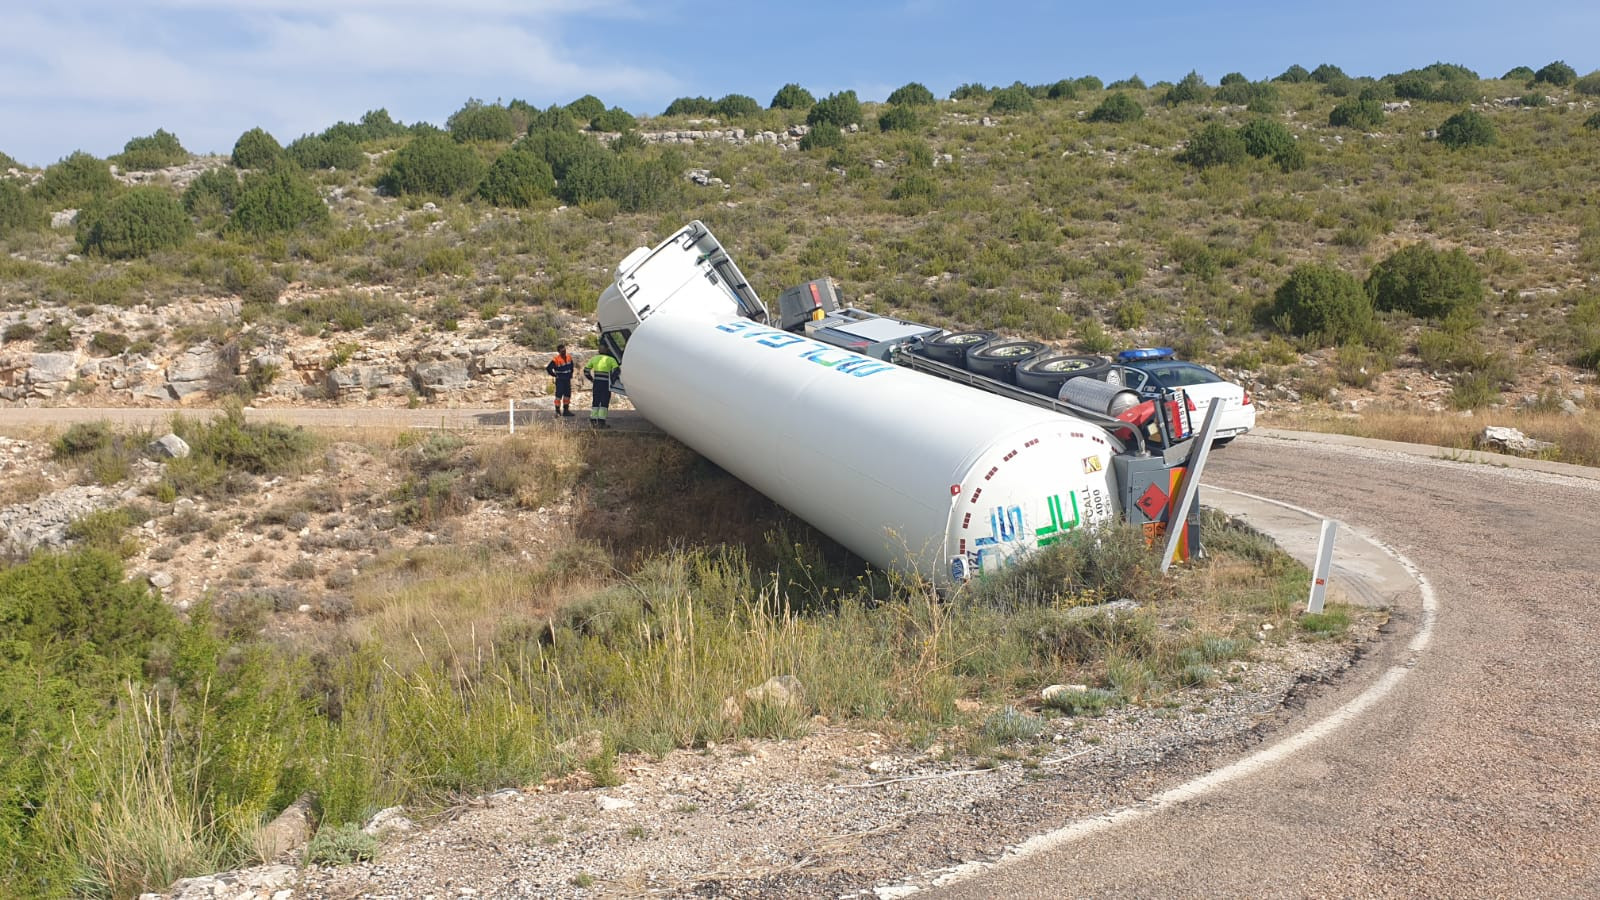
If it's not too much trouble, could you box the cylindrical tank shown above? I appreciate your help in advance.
[618,305,1121,581]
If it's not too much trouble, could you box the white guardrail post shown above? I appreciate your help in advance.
[508,399,516,435]
[1306,519,1338,613]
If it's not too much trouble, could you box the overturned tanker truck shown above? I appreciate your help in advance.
[593,221,1219,584]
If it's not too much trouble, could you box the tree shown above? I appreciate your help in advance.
[887,82,936,106]
[479,146,556,207]
[1502,66,1535,81]
[232,128,284,169]
[1275,64,1311,83]
[1436,110,1496,149]
[1272,264,1373,346]
[1164,71,1210,106]
[1310,64,1347,84]
[1087,93,1144,123]
[1329,99,1385,130]
[358,108,409,140]
[1075,75,1104,92]
[286,134,364,170]
[35,152,118,207]
[1177,123,1246,168]
[770,83,815,110]
[448,100,517,142]
[798,124,844,151]
[1238,118,1304,170]
[1045,79,1078,100]
[1575,71,1600,96]
[1533,61,1577,87]
[664,96,715,116]
[565,94,606,122]
[380,134,488,197]
[115,129,187,170]
[1219,72,1248,86]
[0,180,42,235]
[878,105,920,132]
[229,165,330,235]
[989,83,1035,113]
[182,168,240,218]
[1365,244,1483,319]
[77,187,191,258]
[590,106,638,132]
[807,91,862,127]
[711,94,760,119]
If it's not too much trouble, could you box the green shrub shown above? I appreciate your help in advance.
[1365,244,1483,319]
[35,151,118,206]
[949,82,990,100]
[1087,92,1144,123]
[1178,123,1246,168]
[565,94,606,122]
[1275,64,1311,83]
[1586,112,1600,131]
[380,134,488,197]
[806,90,862,127]
[1502,66,1536,81]
[1521,92,1550,107]
[0,178,42,234]
[3,321,37,343]
[357,108,410,140]
[448,100,517,142]
[37,323,73,352]
[1436,110,1495,149]
[1075,75,1103,91]
[1220,71,1247,85]
[52,421,114,458]
[66,507,139,557]
[1329,98,1384,130]
[479,146,556,207]
[770,83,815,110]
[526,104,580,135]
[1272,264,1373,346]
[1533,60,1577,86]
[878,105,920,132]
[1163,70,1210,105]
[889,172,937,202]
[799,124,844,151]
[182,168,240,217]
[76,188,191,258]
[1042,686,1118,716]
[114,129,187,170]
[663,96,714,116]
[230,128,284,169]
[229,166,330,235]
[1045,79,1078,100]
[1310,63,1347,84]
[173,402,315,475]
[90,331,129,356]
[285,134,364,170]
[980,706,1044,744]
[989,83,1035,114]
[305,824,378,865]
[1106,75,1146,90]
[887,82,936,106]
[1575,71,1600,96]
[711,94,760,119]
[591,106,639,132]
[1238,118,1305,171]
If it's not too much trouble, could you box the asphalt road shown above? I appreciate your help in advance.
[8,409,1598,895]
[932,431,1600,898]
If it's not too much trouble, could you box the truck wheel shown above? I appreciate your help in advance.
[1016,354,1112,395]
[967,340,1047,384]
[918,330,998,368]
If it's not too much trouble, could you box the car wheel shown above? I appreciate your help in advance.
[1015,353,1113,395]
[967,340,1047,383]
[918,330,998,368]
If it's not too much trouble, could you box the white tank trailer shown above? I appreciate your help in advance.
[595,222,1195,582]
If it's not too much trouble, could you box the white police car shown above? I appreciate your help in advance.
[1116,348,1255,444]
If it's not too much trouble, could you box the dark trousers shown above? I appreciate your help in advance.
[553,375,572,401]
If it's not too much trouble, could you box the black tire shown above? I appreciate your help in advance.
[1015,354,1113,395]
[918,330,999,368]
[967,340,1048,384]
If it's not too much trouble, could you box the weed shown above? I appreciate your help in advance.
[305,824,379,865]
[1042,687,1118,716]
[1300,608,1351,637]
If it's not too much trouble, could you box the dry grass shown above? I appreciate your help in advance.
[1271,405,1600,466]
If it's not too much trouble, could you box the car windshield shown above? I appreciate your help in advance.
[1140,362,1223,387]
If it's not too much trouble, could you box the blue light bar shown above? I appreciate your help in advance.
[1117,347,1176,361]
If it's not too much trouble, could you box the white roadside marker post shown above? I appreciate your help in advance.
[509,399,516,435]
[1307,519,1338,614]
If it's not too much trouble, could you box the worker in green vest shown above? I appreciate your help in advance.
[583,350,620,428]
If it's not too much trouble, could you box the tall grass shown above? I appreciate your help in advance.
[1274,405,1600,466]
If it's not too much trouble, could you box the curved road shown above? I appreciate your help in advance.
[935,431,1600,897]
[7,409,1599,894]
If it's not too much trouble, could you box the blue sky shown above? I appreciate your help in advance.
[3,0,1596,167]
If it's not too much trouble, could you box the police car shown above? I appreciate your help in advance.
[1115,348,1255,444]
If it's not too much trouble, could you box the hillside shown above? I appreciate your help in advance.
[1,66,1597,459]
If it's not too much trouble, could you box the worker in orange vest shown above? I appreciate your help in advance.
[545,344,575,417]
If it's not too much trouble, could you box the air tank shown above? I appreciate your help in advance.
[597,223,1122,582]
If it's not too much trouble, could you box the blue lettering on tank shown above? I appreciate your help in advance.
[710,320,894,379]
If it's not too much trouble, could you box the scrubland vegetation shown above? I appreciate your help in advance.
[2,56,1596,895]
